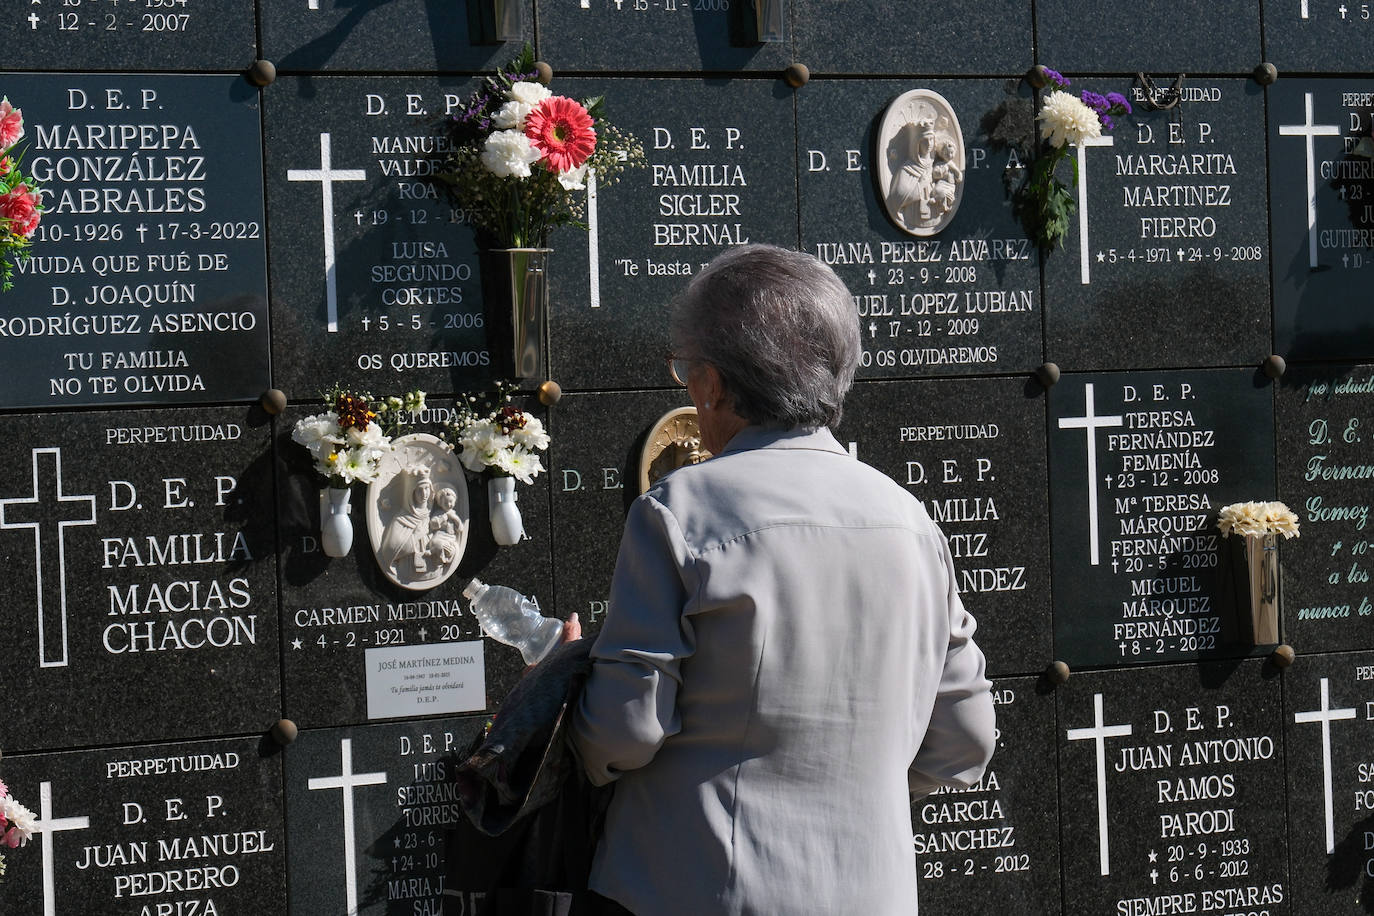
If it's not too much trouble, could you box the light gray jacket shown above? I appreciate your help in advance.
[570,425,996,916]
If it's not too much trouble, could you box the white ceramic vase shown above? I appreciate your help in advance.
[320,486,354,558]
[488,476,523,546]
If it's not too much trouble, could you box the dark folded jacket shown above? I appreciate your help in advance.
[444,640,611,916]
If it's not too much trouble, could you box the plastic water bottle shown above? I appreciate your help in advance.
[462,578,562,665]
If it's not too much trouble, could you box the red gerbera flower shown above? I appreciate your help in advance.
[524,96,596,173]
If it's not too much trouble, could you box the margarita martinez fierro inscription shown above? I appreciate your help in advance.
[0,75,268,407]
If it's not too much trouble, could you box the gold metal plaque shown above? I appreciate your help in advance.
[638,406,712,493]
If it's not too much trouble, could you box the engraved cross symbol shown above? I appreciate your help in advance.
[1066,693,1132,876]
[288,133,366,333]
[1294,677,1356,854]
[1057,384,1123,566]
[28,11,39,27]
[0,448,97,668]
[34,781,91,916]
[1075,135,1114,285]
[1279,92,1340,269]
[309,738,388,915]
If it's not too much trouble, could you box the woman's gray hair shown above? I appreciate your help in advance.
[670,243,860,429]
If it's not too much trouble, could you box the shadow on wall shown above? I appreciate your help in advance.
[1327,812,1374,912]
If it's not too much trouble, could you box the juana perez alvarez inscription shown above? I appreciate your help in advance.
[365,433,468,591]
[875,89,965,237]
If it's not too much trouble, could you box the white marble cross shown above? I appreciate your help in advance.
[1279,93,1340,269]
[587,169,601,308]
[1076,135,1115,285]
[1057,384,1123,566]
[1294,677,1356,854]
[309,738,388,915]
[0,448,97,668]
[288,133,367,332]
[34,781,91,916]
[1067,693,1133,876]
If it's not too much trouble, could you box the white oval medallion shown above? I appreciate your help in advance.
[874,89,966,237]
[366,433,469,591]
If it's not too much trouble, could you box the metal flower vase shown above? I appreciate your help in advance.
[1244,533,1280,644]
[320,486,354,558]
[480,248,550,379]
[488,476,524,546]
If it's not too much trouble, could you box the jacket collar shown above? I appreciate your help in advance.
[717,425,848,458]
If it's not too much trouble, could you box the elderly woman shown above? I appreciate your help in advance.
[569,244,996,916]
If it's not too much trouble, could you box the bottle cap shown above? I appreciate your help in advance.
[462,578,486,601]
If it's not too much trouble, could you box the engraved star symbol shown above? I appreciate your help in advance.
[291,638,303,650]
[394,837,402,849]
[1096,251,1105,263]
[1149,850,1158,863]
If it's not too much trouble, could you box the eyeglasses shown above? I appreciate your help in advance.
[667,356,692,387]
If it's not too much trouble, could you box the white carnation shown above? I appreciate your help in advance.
[481,130,542,178]
[511,415,550,450]
[492,99,530,130]
[507,81,551,107]
[1038,90,1102,149]
[556,163,589,191]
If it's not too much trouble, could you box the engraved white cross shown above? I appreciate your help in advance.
[1067,693,1132,876]
[309,738,388,916]
[0,448,97,668]
[288,133,366,332]
[1279,93,1340,269]
[587,169,601,308]
[28,11,40,27]
[34,781,91,916]
[1294,677,1356,854]
[1057,384,1122,566]
[1076,135,1114,285]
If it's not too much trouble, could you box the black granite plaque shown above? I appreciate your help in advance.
[1042,77,1269,370]
[0,407,277,751]
[1270,79,1374,362]
[0,737,285,916]
[834,377,1050,676]
[912,677,1061,915]
[537,0,791,73]
[277,401,554,729]
[546,77,798,390]
[260,0,533,72]
[799,78,1042,380]
[1058,662,1288,916]
[1262,0,1374,73]
[1284,650,1374,913]
[1034,2,1261,74]
[285,717,484,916]
[548,389,694,637]
[0,74,269,408]
[1049,369,1275,667]
[792,0,1031,76]
[1276,365,1374,653]
[2,0,255,71]
[264,77,497,399]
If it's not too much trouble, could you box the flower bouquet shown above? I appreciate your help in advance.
[439,45,642,249]
[0,778,37,880]
[1016,69,1131,250]
[439,46,644,376]
[442,381,550,546]
[1,97,44,292]
[1218,501,1300,645]
[291,386,426,557]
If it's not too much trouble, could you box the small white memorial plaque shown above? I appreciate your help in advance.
[365,641,485,719]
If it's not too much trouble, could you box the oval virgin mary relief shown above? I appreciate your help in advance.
[875,89,965,237]
[366,433,469,591]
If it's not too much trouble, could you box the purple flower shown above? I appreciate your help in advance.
[1105,91,1132,115]
[1080,90,1108,113]
[1041,67,1070,89]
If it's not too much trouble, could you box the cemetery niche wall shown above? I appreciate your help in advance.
[1,2,1373,915]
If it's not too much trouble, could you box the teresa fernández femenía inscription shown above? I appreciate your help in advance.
[0,75,269,408]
